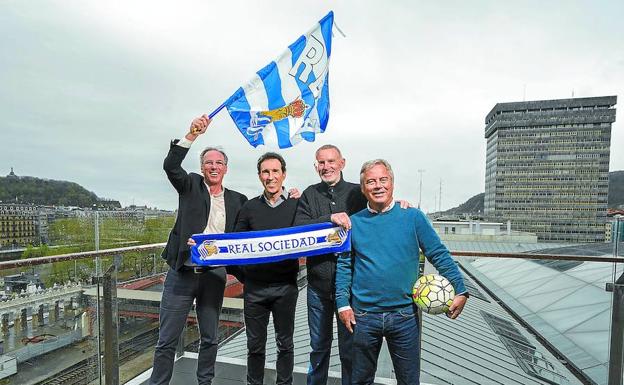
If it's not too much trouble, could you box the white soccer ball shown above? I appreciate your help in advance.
[413,274,455,315]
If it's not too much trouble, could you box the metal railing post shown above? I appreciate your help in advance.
[607,216,623,385]
[93,209,103,384]
[103,264,119,385]
[95,275,102,385]
[607,272,624,385]
[418,253,425,370]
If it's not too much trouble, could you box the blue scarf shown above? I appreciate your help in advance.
[191,222,350,266]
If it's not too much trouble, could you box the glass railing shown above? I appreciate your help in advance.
[0,244,166,384]
[445,249,624,385]
[0,217,622,385]
[0,238,248,385]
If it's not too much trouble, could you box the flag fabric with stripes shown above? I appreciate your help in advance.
[223,11,334,148]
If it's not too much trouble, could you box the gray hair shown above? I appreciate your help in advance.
[200,147,228,165]
[359,159,394,186]
[315,144,343,159]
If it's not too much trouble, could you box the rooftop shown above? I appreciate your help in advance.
[485,95,617,123]
[129,261,590,384]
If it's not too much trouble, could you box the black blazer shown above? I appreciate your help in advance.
[161,141,248,271]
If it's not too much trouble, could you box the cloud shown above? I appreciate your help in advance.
[1,0,622,211]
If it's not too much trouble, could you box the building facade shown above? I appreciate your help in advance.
[0,204,39,248]
[484,96,617,242]
[605,216,624,243]
[432,220,538,243]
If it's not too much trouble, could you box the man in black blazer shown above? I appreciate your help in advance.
[150,115,248,385]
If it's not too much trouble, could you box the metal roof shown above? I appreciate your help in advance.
[444,240,574,254]
[463,255,623,385]
[217,272,584,385]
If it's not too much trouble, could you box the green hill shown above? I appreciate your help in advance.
[0,174,119,208]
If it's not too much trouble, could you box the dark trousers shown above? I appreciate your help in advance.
[352,305,420,385]
[149,267,226,385]
[306,286,352,385]
[244,280,298,385]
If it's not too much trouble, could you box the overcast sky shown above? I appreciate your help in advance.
[1,0,622,212]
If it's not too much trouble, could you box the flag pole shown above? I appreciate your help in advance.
[333,19,346,38]
[208,102,226,119]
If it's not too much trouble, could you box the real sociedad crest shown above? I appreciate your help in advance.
[198,240,219,260]
[247,98,309,140]
[326,228,347,245]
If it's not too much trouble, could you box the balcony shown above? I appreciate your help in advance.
[0,222,623,385]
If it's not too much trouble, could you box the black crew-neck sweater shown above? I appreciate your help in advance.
[234,196,299,284]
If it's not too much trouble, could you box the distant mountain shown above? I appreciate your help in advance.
[441,193,485,216]
[609,170,624,208]
[440,170,624,216]
[0,172,119,208]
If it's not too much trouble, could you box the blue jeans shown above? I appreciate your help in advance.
[351,305,420,385]
[306,287,352,385]
[149,267,226,385]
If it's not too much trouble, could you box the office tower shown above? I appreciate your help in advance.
[484,96,617,242]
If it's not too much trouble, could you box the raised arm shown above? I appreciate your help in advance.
[163,115,211,193]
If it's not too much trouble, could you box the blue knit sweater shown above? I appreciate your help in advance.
[335,205,466,312]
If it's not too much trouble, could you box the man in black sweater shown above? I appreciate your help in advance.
[294,144,367,385]
[235,152,299,385]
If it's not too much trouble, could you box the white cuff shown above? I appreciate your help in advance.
[337,306,352,313]
[177,137,193,148]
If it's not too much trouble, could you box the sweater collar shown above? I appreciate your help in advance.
[367,200,395,214]
[261,187,288,208]
[320,174,348,197]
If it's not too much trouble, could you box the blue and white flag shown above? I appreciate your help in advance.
[223,11,334,149]
[190,222,349,266]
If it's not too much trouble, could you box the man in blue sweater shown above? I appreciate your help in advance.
[335,159,468,385]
